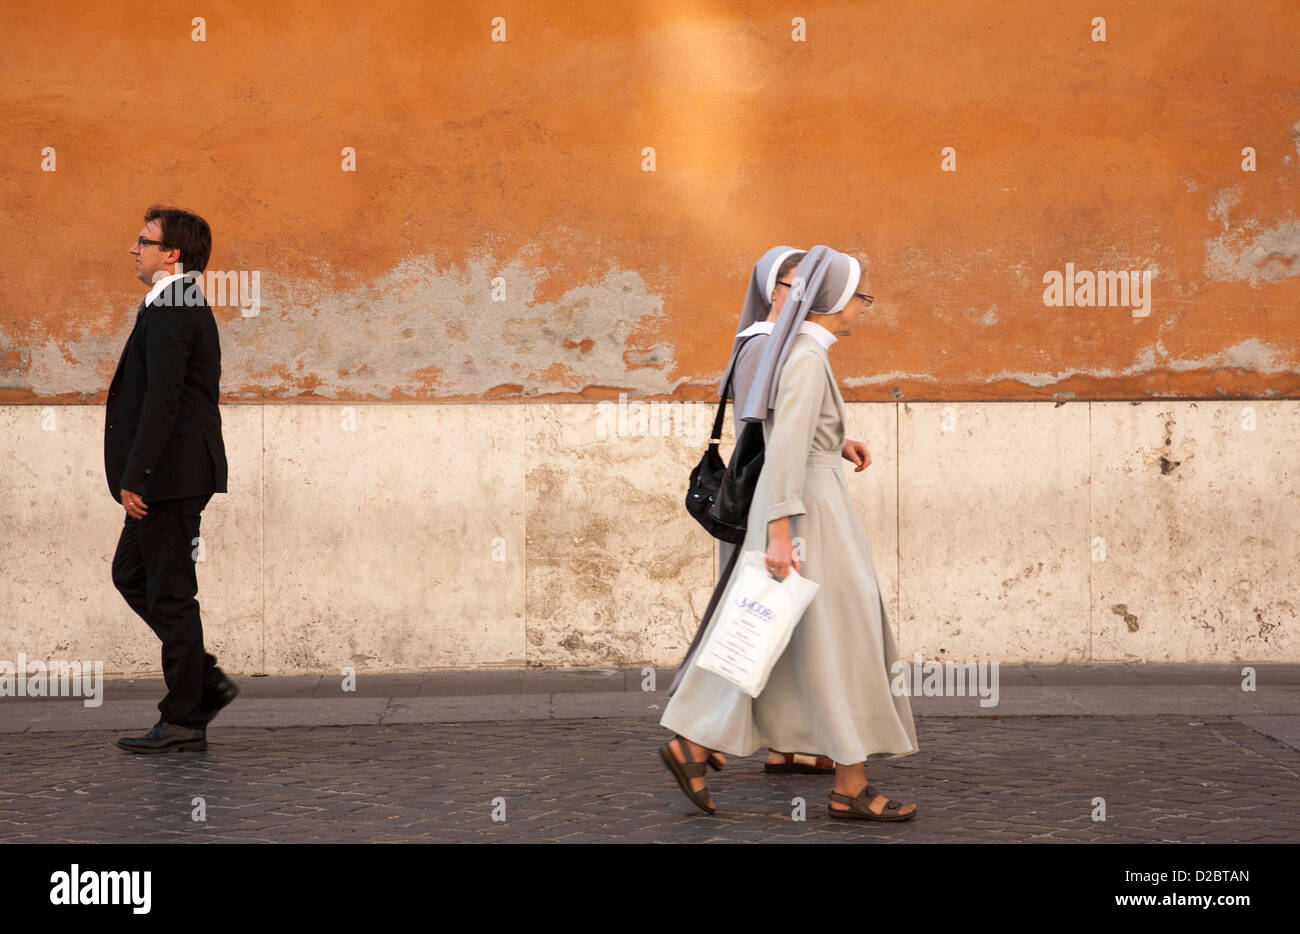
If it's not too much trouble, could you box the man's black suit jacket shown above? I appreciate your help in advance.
[104,273,228,504]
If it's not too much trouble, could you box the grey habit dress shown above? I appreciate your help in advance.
[660,249,918,765]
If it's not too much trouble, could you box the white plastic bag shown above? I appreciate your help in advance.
[696,550,820,698]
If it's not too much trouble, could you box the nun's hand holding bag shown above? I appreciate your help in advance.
[695,551,820,697]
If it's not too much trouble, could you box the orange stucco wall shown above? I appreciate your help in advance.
[2,0,1298,403]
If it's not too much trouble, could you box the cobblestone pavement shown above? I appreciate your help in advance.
[2,714,1298,843]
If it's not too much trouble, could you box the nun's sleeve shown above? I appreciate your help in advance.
[730,338,767,436]
[762,350,826,523]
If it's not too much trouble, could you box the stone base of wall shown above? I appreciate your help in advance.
[2,401,1295,674]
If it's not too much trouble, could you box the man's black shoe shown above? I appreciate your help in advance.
[200,676,240,725]
[116,721,207,754]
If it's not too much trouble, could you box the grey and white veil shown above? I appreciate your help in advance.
[737,245,860,424]
[715,245,804,398]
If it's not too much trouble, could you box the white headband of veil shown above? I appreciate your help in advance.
[716,245,804,397]
[737,245,860,423]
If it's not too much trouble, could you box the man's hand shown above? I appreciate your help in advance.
[121,489,148,519]
[842,439,871,471]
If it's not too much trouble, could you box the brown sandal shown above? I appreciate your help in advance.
[765,751,835,774]
[659,736,716,814]
[828,783,917,821]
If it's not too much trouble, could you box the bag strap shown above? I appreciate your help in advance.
[707,381,729,445]
[709,334,759,444]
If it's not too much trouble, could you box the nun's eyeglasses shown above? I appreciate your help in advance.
[777,280,872,306]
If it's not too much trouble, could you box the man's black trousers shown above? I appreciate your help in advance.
[111,493,221,728]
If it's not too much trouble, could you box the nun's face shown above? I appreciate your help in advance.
[768,273,794,320]
[816,271,871,337]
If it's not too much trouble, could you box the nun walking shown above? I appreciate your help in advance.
[669,245,847,776]
[659,245,919,820]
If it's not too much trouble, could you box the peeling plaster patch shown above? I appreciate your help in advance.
[1292,118,1300,158]
[982,338,1293,388]
[1204,218,1300,285]
[624,345,674,368]
[1163,338,1291,373]
[860,336,1283,391]
[980,346,1159,387]
[0,253,678,399]
[1208,186,1240,227]
[841,371,937,388]
[960,304,999,326]
[1,347,32,375]
[0,323,124,398]
[981,370,1071,389]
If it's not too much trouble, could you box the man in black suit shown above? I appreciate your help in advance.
[106,205,238,753]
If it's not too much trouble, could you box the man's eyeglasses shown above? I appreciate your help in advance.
[135,237,164,248]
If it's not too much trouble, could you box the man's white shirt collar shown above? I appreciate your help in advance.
[144,271,197,308]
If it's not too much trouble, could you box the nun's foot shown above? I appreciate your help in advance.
[829,779,917,819]
[661,736,715,812]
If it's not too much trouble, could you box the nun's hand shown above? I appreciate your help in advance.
[765,519,802,580]
[842,439,871,471]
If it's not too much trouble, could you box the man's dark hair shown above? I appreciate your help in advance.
[144,205,212,273]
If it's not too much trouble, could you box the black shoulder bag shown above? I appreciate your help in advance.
[685,343,766,544]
